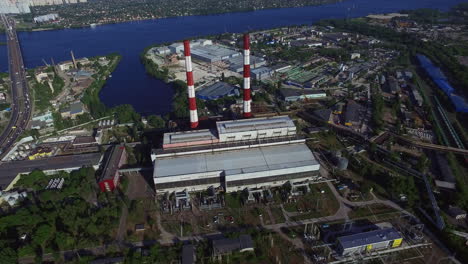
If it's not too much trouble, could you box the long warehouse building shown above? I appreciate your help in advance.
[152,116,322,194]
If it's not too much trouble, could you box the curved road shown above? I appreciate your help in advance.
[0,15,31,163]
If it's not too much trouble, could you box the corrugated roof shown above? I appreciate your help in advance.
[338,228,402,249]
[154,143,318,178]
[216,116,295,134]
[164,129,217,145]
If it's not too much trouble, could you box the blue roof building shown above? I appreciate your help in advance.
[196,82,239,100]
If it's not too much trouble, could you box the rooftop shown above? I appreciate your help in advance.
[212,235,254,255]
[216,116,295,135]
[100,145,125,182]
[196,82,238,100]
[0,152,102,189]
[154,142,318,178]
[338,228,402,249]
[163,129,217,145]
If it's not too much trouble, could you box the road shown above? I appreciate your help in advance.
[0,14,32,163]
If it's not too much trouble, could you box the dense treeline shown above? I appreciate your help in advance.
[23,0,340,29]
[140,55,170,82]
[0,168,124,263]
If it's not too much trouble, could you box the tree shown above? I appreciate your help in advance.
[0,247,17,263]
[147,115,165,128]
[33,224,54,248]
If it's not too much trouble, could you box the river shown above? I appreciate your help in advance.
[0,0,465,115]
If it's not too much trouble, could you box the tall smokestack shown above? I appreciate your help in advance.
[71,50,77,69]
[243,34,252,118]
[183,40,199,129]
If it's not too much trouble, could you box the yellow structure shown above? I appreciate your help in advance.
[28,148,52,160]
[392,238,403,248]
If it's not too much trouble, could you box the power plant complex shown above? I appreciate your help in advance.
[150,34,322,196]
[151,116,321,194]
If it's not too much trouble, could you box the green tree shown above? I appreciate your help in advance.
[147,115,165,128]
[33,224,54,247]
[0,247,17,263]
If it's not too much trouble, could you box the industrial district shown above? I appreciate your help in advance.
[0,5,468,264]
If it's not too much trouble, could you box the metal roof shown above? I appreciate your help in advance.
[154,142,318,178]
[216,116,295,135]
[196,82,238,100]
[337,228,402,249]
[163,129,217,145]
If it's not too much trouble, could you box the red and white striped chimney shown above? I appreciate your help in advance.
[183,40,199,129]
[243,34,252,118]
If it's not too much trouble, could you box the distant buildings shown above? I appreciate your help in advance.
[0,0,87,14]
[33,13,59,23]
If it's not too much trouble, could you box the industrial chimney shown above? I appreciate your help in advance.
[243,34,252,118]
[183,40,199,129]
[70,50,77,69]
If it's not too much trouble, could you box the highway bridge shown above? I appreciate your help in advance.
[0,14,32,160]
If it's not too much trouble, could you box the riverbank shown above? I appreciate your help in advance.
[19,0,342,33]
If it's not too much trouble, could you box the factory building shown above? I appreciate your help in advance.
[251,67,273,81]
[281,89,327,102]
[227,55,266,73]
[98,144,127,192]
[196,82,239,100]
[152,116,321,194]
[336,228,403,256]
[191,45,240,63]
[33,13,59,23]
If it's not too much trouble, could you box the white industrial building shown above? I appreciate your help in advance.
[33,13,59,23]
[152,116,322,194]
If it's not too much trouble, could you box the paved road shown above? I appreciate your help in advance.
[0,15,32,164]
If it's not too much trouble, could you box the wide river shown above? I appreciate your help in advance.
[0,0,465,115]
